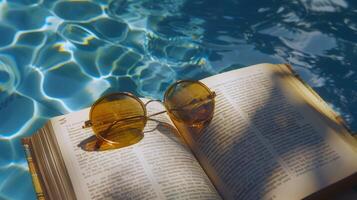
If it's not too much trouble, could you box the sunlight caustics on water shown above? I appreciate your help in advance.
[0,0,356,199]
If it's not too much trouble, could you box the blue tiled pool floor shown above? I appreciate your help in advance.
[0,0,356,199]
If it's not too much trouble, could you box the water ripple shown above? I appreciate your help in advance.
[91,18,129,42]
[0,56,19,94]
[0,23,16,47]
[53,0,102,21]
[3,6,50,30]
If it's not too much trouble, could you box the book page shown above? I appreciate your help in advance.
[50,100,221,200]
[173,63,357,200]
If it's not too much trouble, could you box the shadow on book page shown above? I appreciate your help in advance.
[171,66,357,200]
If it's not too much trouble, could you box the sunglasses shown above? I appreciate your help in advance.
[82,80,216,149]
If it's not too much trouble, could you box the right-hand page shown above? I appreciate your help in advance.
[174,63,357,200]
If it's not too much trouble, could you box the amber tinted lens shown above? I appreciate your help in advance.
[90,93,146,147]
[164,81,214,126]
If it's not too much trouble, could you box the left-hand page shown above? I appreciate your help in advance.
[50,100,221,200]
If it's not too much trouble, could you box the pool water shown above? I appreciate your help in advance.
[0,0,356,199]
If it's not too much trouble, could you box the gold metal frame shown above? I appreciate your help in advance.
[84,92,147,145]
[83,80,216,147]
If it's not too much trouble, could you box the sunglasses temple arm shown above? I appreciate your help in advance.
[144,94,215,117]
[147,110,167,118]
[147,99,209,117]
[168,94,216,111]
[92,112,171,149]
[102,115,146,135]
[93,115,146,149]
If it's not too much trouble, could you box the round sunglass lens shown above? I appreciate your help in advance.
[90,93,146,147]
[164,81,215,127]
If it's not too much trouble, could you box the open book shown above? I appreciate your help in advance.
[22,63,357,200]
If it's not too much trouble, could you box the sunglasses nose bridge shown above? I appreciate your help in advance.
[144,99,164,107]
[144,99,167,118]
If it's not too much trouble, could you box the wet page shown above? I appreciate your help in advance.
[173,63,357,200]
[50,100,221,200]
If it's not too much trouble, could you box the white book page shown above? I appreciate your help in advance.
[176,63,357,200]
[50,100,221,200]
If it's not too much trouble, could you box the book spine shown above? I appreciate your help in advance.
[284,64,354,135]
[22,138,46,200]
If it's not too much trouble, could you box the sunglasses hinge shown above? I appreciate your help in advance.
[211,91,216,98]
[82,120,93,129]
